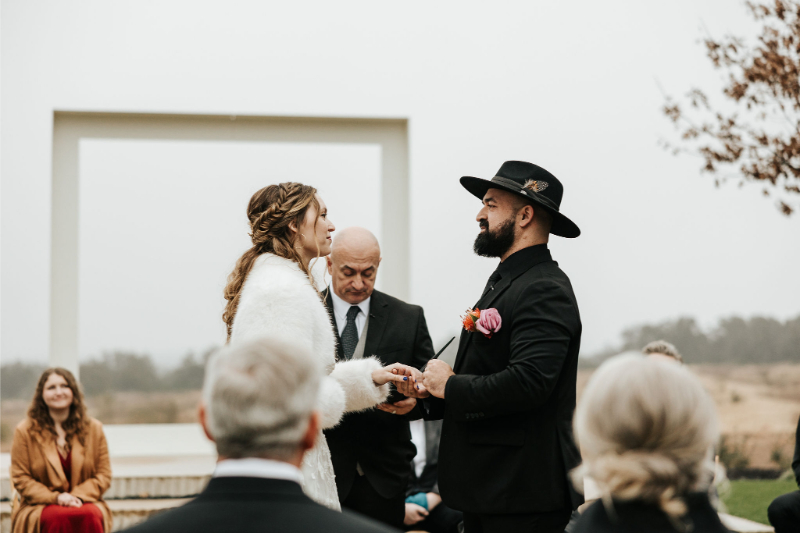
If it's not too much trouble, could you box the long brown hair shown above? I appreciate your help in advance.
[27,368,89,447]
[223,182,320,339]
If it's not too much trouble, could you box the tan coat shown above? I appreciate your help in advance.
[10,417,112,533]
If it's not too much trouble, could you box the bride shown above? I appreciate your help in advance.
[222,182,411,510]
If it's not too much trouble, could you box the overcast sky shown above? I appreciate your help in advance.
[2,0,799,368]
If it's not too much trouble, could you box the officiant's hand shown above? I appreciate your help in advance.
[422,359,454,399]
[377,396,416,415]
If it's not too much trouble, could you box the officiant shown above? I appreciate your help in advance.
[324,227,435,529]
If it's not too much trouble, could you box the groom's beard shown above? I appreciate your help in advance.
[473,218,516,258]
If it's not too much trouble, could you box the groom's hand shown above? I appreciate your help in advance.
[422,360,454,399]
[376,397,416,415]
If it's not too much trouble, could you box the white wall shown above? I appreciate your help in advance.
[79,139,381,361]
[3,0,799,365]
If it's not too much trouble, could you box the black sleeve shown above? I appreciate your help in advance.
[421,397,446,420]
[443,280,577,422]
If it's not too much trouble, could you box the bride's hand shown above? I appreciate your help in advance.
[372,363,415,386]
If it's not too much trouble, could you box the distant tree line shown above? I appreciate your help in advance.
[587,314,800,366]
[4,313,799,399]
[0,349,213,400]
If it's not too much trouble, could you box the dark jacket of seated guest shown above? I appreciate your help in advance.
[572,493,730,533]
[767,414,800,532]
[11,417,112,533]
[120,476,400,533]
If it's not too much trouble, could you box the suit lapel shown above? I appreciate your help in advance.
[70,436,85,488]
[452,330,471,374]
[453,282,512,373]
[363,291,388,361]
[475,274,514,311]
[36,431,67,487]
[325,291,344,362]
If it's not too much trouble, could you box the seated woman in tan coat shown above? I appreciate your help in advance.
[11,368,112,533]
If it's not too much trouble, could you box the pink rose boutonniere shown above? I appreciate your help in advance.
[462,307,502,338]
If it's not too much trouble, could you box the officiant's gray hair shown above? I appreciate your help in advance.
[573,354,718,519]
[202,336,320,459]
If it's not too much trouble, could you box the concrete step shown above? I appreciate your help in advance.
[1,498,190,533]
[104,474,210,500]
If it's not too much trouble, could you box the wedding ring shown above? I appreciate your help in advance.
[392,410,397,415]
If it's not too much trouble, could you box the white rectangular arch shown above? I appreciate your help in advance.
[51,111,409,375]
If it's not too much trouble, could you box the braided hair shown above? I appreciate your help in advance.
[223,183,320,340]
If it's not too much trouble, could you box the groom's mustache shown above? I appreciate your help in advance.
[479,220,489,231]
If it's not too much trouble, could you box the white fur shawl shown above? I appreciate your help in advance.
[229,253,388,428]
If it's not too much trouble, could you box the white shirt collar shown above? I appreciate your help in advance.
[330,288,371,323]
[213,458,302,484]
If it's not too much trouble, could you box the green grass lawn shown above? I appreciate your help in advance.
[722,479,797,525]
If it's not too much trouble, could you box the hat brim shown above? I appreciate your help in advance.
[460,176,581,238]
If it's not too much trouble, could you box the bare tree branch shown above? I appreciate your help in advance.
[664,0,800,215]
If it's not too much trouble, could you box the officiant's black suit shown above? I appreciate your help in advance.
[120,477,399,533]
[425,244,583,529]
[324,289,435,527]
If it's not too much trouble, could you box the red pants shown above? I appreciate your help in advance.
[40,503,104,533]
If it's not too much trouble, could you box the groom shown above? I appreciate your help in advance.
[418,161,584,533]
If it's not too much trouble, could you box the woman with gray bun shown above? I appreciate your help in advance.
[571,354,729,532]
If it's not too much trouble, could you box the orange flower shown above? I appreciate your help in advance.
[461,308,481,332]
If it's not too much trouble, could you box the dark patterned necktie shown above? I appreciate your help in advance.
[341,306,361,359]
[481,271,502,298]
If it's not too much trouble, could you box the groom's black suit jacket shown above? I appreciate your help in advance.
[425,244,584,515]
[324,289,435,500]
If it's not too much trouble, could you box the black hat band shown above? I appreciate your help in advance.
[490,176,559,212]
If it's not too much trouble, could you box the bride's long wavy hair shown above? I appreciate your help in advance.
[223,182,320,340]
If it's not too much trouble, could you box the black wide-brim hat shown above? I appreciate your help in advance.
[460,160,580,238]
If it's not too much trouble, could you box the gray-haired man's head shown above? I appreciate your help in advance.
[200,337,320,461]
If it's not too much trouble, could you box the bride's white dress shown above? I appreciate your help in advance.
[301,428,340,509]
[230,254,389,510]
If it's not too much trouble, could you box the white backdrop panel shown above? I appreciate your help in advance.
[78,139,381,365]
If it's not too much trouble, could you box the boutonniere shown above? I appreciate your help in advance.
[461,307,502,338]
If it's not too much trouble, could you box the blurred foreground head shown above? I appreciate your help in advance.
[642,339,683,364]
[573,354,718,517]
[201,337,320,462]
